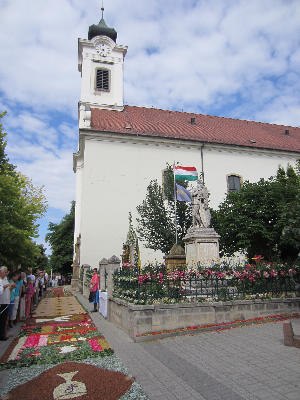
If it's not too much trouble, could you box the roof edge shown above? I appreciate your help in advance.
[79,128,300,156]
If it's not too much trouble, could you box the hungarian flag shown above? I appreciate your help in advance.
[174,166,198,181]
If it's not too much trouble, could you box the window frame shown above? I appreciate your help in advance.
[226,174,243,193]
[95,68,110,92]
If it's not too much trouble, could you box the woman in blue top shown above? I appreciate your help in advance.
[11,271,22,324]
[8,271,17,329]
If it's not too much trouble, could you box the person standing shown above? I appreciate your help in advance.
[10,271,21,325]
[44,270,49,288]
[0,267,14,340]
[19,272,26,321]
[27,268,35,284]
[8,272,17,329]
[90,268,100,312]
[34,270,40,306]
[25,277,35,319]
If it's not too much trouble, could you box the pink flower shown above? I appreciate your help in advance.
[122,263,131,268]
[270,269,278,278]
[263,271,269,278]
[24,334,40,348]
[89,339,103,352]
[289,269,297,276]
[38,335,48,347]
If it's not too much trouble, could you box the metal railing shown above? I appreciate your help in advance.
[113,268,297,303]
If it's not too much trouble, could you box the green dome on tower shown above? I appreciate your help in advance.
[88,6,117,42]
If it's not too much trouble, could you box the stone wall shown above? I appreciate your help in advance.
[108,297,300,342]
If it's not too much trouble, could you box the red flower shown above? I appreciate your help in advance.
[252,255,264,263]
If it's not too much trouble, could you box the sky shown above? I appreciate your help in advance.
[0,0,300,253]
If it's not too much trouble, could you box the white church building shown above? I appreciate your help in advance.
[73,10,300,268]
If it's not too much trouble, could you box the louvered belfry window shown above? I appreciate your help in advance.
[228,175,241,192]
[96,69,109,91]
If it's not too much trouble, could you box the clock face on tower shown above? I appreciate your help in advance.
[95,43,111,57]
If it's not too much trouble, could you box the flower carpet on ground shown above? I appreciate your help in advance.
[3,361,134,400]
[32,296,86,317]
[45,287,73,298]
[0,288,150,399]
[135,312,300,340]
[0,292,113,369]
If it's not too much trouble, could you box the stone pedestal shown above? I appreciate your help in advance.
[71,262,80,290]
[183,227,220,268]
[82,264,91,298]
[164,244,186,271]
[107,255,121,298]
[99,258,109,291]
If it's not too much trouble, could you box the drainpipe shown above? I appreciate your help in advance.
[201,144,205,184]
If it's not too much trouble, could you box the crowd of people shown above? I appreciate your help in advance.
[0,266,50,341]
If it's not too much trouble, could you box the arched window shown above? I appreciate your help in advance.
[227,174,242,192]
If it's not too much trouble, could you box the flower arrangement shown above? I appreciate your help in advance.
[112,258,299,305]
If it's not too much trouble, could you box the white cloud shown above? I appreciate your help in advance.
[4,109,76,211]
[0,0,300,220]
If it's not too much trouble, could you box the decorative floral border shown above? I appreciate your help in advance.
[136,312,300,338]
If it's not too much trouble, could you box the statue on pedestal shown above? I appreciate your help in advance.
[191,179,211,229]
[74,234,81,265]
[71,234,81,289]
[184,179,220,267]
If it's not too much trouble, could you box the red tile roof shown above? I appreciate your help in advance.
[90,106,300,153]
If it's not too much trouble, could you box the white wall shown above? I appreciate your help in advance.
[79,37,126,109]
[76,135,299,267]
[203,146,294,208]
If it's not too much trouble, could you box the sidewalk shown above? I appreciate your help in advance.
[75,290,300,400]
[0,322,21,391]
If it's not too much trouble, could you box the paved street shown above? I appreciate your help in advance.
[76,291,300,400]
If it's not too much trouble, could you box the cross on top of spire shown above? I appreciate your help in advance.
[101,1,104,19]
[88,1,117,42]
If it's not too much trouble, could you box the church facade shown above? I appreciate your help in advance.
[73,12,300,268]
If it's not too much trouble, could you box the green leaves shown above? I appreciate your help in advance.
[0,112,47,267]
[212,163,300,262]
[46,201,75,274]
[136,163,192,254]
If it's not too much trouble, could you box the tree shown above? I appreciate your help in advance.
[211,163,300,262]
[31,244,49,271]
[0,112,47,267]
[136,164,192,254]
[46,201,75,274]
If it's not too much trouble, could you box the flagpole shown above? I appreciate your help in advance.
[173,162,178,244]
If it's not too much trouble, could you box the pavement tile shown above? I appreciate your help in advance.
[74,291,300,400]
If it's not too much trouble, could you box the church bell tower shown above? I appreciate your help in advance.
[78,5,127,128]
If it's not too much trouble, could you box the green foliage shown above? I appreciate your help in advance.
[136,164,192,254]
[46,201,75,274]
[211,163,300,262]
[31,243,49,271]
[0,112,47,267]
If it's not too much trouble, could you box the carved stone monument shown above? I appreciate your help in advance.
[183,180,220,267]
[71,234,81,290]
